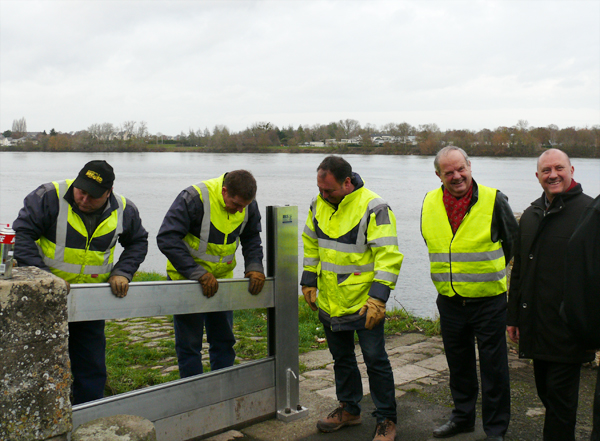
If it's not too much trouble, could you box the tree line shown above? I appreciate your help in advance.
[3,118,599,158]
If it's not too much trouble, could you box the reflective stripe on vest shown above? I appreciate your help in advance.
[421,185,507,297]
[307,196,398,282]
[41,180,124,277]
[184,181,248,263]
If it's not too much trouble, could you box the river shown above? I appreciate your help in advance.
[1,151,599,317]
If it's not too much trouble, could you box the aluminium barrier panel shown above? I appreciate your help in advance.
[70,205,307,440]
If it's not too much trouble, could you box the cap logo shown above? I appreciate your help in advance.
[86,170,103,183]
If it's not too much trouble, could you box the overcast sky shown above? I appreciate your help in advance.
[1,0,599,136]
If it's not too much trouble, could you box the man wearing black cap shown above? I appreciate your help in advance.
[13,160,149,404]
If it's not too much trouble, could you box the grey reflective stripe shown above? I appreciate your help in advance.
[368,236,398,247]
[374,270,398,283]
[41,258,114,275]
[185,182,242,263]
[321,261,374,274]
[303,224,317,239]
[53,181,70,262]
[317,238,368,254]
[429,248,505,263]
[42,181,122,275]
[303,257,319,267]
[431,268,507,283]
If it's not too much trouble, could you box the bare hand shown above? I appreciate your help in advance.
[507,325,520,343]
[108,275,129,298]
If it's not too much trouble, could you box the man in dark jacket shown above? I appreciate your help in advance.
[157,170,265,378]
[13,160,149,404]
[563,194,600,441]
[507,149,594,441]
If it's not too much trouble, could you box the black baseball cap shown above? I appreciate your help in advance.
[72,160,115,198]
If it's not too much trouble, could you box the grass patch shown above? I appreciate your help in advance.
[105,271,440,395]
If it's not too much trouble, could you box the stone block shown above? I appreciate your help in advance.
[72,415,156,441]
[0,267,71,440]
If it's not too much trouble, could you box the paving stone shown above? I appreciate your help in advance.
[141,332,170,339]
[299,349,333,370]
[315,385,337,400]
[414,354,448,372]
[302,369,331,379]
[162,365,179,373]
[392,364,437,385]
[300,377,335,391]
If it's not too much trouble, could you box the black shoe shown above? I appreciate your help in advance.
[485,437,504,441]
[432,420,475,438]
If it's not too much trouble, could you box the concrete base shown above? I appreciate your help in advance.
[72,415,156,441]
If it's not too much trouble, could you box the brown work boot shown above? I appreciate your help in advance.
[316,403,361,432]
[373,419,396,441]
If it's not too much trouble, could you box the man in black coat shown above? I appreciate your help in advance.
[507,149,594,441]
[563,194,600,441]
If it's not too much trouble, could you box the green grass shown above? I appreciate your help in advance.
[105,271,440,395]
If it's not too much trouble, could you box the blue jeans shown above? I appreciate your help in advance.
[68,320,106,404]
[323,321,397,423]
[173,311,236,378]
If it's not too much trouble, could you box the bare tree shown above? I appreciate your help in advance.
[136,121,148,139]
[338,119,360,138]
[12,117,27,136]
[122,121,137,139]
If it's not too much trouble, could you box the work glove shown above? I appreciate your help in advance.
[302,286,318,311]
[64,281,70,295]
[245,271,266,295]
[359,297,386,330]
[199,272,219,298]
[108,275,129,298]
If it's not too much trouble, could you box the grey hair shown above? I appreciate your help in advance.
[434,146,470,173]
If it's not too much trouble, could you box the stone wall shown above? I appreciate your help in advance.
[0,267,72,440]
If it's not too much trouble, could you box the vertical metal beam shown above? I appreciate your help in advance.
[269,205,308,421]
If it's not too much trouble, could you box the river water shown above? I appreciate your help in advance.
[1,151,599,317]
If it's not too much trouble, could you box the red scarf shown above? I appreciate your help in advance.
[443,184,473,234]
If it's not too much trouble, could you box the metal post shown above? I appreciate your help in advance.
[268,205,308,421]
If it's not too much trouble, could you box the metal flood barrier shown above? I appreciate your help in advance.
[69,205,308,440]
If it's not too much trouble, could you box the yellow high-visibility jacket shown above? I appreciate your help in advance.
[166,175,249,280]
[37,179,125,284]
[421,184,507,298]
[302,178,403,321]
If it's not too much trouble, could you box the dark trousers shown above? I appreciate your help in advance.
[533,360,582,441]
[68,320,106,405]
[593,366,600,441]
[173,311,236,378]
[437,293,511,436]
[323,320,397,423]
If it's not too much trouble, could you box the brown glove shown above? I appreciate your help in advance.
[64,281,70,295]
[245,271,266,295]
[359,297,386,330]
[302,286,318,311]
[199,272,218,298]
[108,275,129,298]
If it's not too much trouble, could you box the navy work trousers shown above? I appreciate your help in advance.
[436,293,511,437]
[68,320,106,405]
[533,359,582,441]
[323,320,397,423]
[173,311,236,378]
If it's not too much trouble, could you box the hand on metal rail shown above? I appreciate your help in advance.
[109,275,130,298]
[245,271,266,295]
[199,272,218,298]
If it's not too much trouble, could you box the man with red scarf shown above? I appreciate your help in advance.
[508,149,594,441]
[421,146,518,441]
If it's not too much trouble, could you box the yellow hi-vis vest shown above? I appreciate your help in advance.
[302,186,402,318]
[37,179,125,284]
[166,175,248,280]
[421,185,507,298]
